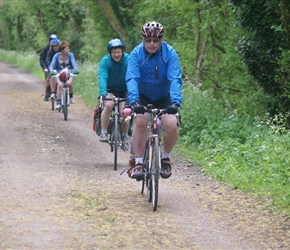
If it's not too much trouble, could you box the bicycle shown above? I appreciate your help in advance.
[100,96,130,170]
[140,104,168,211]
[50,70,78,121]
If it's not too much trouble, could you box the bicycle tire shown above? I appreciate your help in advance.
[141,140,149,195]
[151,137,160,211]
[113,115,119,170]
[63,89,68,121]
[51,98,55,111]
[147,144,153,203]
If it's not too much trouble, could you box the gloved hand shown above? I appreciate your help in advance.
[73,70,79,75]
[50,71,56,76]
[131,102,145,114]
[167,103,180,114]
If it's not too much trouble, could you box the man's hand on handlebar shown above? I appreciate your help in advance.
[131,102,145,114]
[166,103,180,114]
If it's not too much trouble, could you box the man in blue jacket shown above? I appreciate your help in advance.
[126,21,182,180]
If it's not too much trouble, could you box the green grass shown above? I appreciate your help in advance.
[1,48,289,216]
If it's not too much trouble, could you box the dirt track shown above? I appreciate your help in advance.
[0,61,289,249]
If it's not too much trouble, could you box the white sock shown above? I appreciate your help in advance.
[135,157,143,165]
[162,151,170,159]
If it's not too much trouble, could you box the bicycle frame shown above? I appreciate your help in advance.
[101,96,127,170]
[140,104,167,211]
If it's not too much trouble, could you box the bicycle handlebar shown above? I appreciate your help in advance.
[50,72,78,78]
[101,96,127,103]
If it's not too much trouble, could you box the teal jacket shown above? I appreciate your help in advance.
[98,53,130,95]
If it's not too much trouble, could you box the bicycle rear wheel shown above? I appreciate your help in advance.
[151,137,160,211]
[113,116,119,170]
[63,89,68,121]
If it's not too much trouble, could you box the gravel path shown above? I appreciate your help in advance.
[0,62,289,249]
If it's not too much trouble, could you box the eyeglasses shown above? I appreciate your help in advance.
[144,38,161,44]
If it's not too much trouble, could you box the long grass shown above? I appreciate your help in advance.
[1,49,289,216]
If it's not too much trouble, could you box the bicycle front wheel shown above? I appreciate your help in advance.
[113,116,119,170]
[151,137,160,211]
[62,90,68,121]
[51,98,55,111]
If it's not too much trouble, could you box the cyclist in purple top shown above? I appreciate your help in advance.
[126,21,182,180]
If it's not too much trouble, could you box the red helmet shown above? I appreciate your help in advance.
[141,21,164,38]
[59,68,70,82]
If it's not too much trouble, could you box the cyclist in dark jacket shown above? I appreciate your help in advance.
[126,21,182,180]
[39,34,58,101]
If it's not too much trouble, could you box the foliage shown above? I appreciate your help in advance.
[1,0,290,215]
[0,0,118,62]
[178,83,290,213]
[230,0,290,123]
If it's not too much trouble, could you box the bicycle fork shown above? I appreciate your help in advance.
[61,86,70,106]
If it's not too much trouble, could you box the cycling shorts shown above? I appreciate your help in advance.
[139,94,171,109]
[107,89,127,98]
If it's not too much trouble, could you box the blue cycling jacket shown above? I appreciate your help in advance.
[49,52,78,72]
[98,53,130,95]
[126,41,182,105]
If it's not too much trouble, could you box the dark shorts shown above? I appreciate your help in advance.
[44,72,51,80]
[139,94,171,109]
[107,89,127,98]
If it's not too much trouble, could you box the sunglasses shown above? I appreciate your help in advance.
[144,38,161,44]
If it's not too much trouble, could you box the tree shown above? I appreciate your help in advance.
[230,0,290,124]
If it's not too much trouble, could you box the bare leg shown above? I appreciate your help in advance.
[161,114,179,154]
[132,113,149,158]
[119,102,129,134]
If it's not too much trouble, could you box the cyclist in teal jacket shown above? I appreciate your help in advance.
[126,21,182,180]
[98,38,130,144]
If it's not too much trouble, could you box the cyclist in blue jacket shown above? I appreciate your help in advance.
[49,40,78,110]
[98,38,130,145]
[126,21,182,180]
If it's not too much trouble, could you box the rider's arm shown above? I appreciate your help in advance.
[49,52,60,72]
[166,46,183,106]
[39,46,49,70]
[68,52,78,71]
[45,49,53,68]
[98,55,110,95]
[126,47,142,105]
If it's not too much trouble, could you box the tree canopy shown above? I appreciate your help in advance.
[0,0,289,125]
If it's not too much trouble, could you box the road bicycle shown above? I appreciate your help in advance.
[100,96,129,170]
[138,104,168,211]
[124,105,180,211]
[50,70,78,121]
